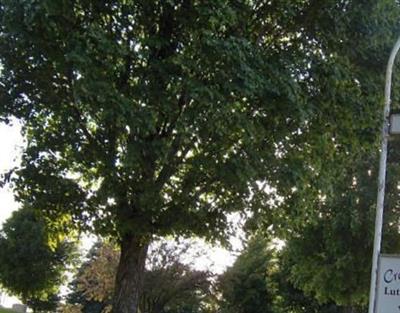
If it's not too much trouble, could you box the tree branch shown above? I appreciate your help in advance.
[67,68,110,160]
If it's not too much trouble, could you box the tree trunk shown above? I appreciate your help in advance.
[112,234,149,313]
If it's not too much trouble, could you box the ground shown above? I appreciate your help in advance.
[0,308,16,313]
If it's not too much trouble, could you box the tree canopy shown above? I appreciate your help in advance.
[1,0,400,312]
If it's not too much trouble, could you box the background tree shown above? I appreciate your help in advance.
[218,233,363,313]
[1,1,400,312]
[67,240,212,313]
[270,140,400,312]
[218,234,276,313]
[246,0,400,310]
[141,241,212,313]
[0,207,76,312]
[67,242,117,313]
[275,249,358,313]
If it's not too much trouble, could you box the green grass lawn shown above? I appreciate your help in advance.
[0,308,17,313]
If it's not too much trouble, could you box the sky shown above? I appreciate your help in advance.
[0,120,24,308]
[0,120,242,308]
[0,120,23,223]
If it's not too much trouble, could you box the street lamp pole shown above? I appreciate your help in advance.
[368,35,400,313]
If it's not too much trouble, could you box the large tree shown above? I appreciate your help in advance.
[1,1,399,312]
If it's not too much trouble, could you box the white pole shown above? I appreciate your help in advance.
[368,35,400,313]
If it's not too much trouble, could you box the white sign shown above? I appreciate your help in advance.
[376,255,400,312]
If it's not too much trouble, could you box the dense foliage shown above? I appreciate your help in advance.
[1,0,400,312]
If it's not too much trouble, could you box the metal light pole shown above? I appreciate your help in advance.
[368,35,400,313]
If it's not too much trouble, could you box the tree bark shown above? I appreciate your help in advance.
[112,234,149,313]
